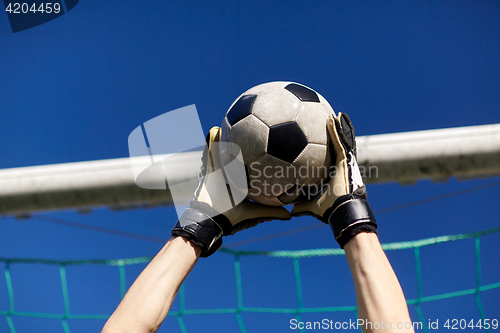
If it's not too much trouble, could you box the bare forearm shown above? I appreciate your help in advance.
[102,236,201,333]
[344,232,414,333]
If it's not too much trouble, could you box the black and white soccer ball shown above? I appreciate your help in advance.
[220,81,335,206]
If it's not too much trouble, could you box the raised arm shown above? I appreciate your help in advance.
[102,126,291,332]
[293,113,413,333]
[345,232,413,332]
[102,236,200,333]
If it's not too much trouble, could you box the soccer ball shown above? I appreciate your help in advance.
[219,81,336,206]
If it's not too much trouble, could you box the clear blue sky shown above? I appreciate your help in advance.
[1,1,499,332]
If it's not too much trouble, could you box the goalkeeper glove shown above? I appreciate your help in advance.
[292,113,377,248]
[172,126,291,257]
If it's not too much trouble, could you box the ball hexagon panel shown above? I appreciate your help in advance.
[292,143,331,186]
[250,89,301,127]
[267,121,308,164]
[318,93,335,115]
[294,102,331,145]
[284,83,320,102]
[230,114,269,165]
[226,95,257,126]
[247,154,297,206]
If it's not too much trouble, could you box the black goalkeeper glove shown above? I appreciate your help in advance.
[292,113,377,248]
[172,126,291,257]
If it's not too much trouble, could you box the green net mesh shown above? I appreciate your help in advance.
[1,226,499,333]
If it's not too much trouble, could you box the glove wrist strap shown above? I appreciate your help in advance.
[172,208,224,257]
[327,194,378,248]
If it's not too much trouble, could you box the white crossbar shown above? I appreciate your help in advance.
[1,124,499,217]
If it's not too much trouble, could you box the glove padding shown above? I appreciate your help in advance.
[292,113,377,248]
[172,126,291,257]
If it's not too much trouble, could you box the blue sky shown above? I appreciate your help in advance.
[1,1,499,332]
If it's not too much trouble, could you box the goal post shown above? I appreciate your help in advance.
[1,123,499,217]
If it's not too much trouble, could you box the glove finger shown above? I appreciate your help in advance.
[327,115,352,198]
[224,199,291,235]
[327,114,347,162]
[291,201,314,217]
[337,114,365,191]
[291,201,329,223]
[207,126,221,143]
[239,199,292,221]
[224,199,291,227]
[338,113,356,152]
[195,126,223,205]
[206,126,222,173]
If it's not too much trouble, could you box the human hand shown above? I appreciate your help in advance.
[172,126,291,257]
[292,113,377,248]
